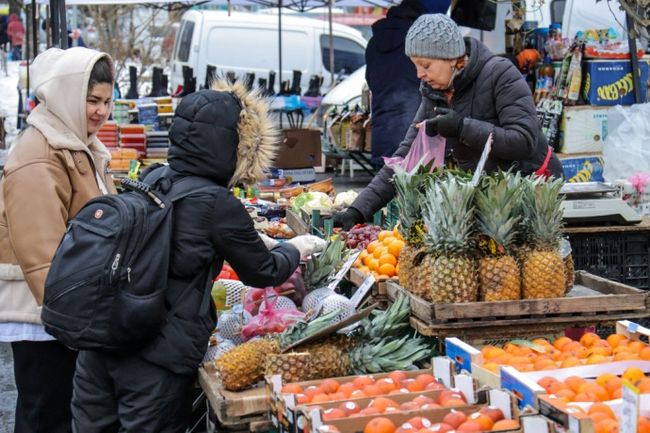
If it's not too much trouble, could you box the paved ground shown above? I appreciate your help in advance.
[0,169,373,432]
[0,343,15,433]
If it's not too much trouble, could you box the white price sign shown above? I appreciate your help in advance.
[327,251,360,291]
[350,274,375,308]
[621,380,640,433]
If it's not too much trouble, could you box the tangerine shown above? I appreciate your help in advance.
[366,241,380,254]
[281,383,303,394]
[377,230,394,242]
[369,397,400,412]
[468,412,494,430]
[442,410,467,429]
[320,379,340,394]
[554,336,574,350]
[378,263,396,277]
[579,332,601,348]
[623,367,645,384]
[606,334,628,349]
[364,417,397,433]
[387,239,405,257]
[376,378,397,394]
[588,402,616,420]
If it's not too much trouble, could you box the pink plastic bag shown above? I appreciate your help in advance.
[241,295,304,341]
[384,127,446,172]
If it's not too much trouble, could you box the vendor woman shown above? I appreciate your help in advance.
[334,13,563,230]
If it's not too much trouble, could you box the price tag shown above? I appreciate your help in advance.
[350,274,375,308]
[621,380,640,433]
[327,251,360,291]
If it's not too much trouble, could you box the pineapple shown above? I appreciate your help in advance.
[392,165,428,295]
[418,177,479,303]
[521,177,567,299]
[215,295,427,390]
[305,237,345,290]
[216,337,280,391]
[475,173,524,301]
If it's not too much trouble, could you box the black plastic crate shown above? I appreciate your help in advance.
[568,231,650,290]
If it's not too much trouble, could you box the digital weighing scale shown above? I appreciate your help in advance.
[560,182,642,225]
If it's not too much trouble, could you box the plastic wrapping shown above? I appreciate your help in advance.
[383,127,445,172]
[241,295,304,341]
[603,104,650,182]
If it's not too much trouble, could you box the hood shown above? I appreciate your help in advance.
[9,13,18,22]
[168,81,277,187]
[370,0,424,53]
[28,47,113,150]
[452,37,495,94]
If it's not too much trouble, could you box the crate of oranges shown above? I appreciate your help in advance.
[353,229,405,281]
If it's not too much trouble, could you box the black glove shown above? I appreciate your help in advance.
[425,107,464,138]
[332,208,364,231]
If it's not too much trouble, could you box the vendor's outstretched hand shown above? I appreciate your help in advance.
[287,235,326,258]
[332,208,363,231]
[424,107,464,138]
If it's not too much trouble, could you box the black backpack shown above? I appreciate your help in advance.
[41,167,215,351]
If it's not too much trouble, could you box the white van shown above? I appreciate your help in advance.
[170,10,368,94]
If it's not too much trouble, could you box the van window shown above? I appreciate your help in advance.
[175,20,195,62]
[320,35,365,75]
[206,27,310,73]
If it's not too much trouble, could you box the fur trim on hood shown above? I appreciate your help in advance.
[211,80,278,187]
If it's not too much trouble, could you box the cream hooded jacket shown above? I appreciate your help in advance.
[0,47,116,324]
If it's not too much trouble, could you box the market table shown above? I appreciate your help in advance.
[563,217,650,290]
[198,364,271,432]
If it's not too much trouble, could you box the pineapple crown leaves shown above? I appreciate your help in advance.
[392,165,430,239]
[422,176,476,255]
[306,237,345,289]
[349,334,431,374]
[279,308,342,349]
[475,172,524,253]
[522,176,565,248]
[361,294,411,341]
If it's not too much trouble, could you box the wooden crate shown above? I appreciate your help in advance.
[386,271,650,338]
[347,267,390,300]
[198,365,271,431]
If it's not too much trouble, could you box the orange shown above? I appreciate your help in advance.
[281,383,303,394]
[561,357,582,368]
[353,375,375,389]
[566,376,587,393]
[366,240,380,254]
[637,377,650,393]
[359,249,369,260]
[368,397,400,413]
[404,379,425,392]
[363,253,373,266]
[589,346,613,357]
[388,371,407,383]
[368,258,379,272]
[640,346,650,361]
[548,381,570,395]
[588,402,616,420]
[395,264,399,276]
[483,347,507,360]
[594,418,619,433]
[415,374,437,387]
[373,246,388,259]
[442,410,468,429]
[606,333,628,349]
[378,263,396,277]
[596,373,616,388]
[586,354,608,365]
[295,393,311,404]
[456,421,482,432]
[605,377,623,396]
[554,336,574,350]
[322,407,346,421]
[468,413,494,430]
[623,367,645,384]
[580,383,609,401]
[483,363,500,373]
[638,416,650,433]
[363,385,384,397]
[363,417,397,433]
[538,376,559,391]
[555,388,576,402]
[628,340,647,354]
[303,386,322,399]
[381,236,396,247]
[378,254,397,267]
[376,378,397,394]
[534,358,557,370]
[338,382,356,397]
[579,332,601,348]
[491,419,520,431]
[320,378,340,394]
[573,391,599,402]
[311,393,331,403]
[358,266,371,274]
[377,230,394,242]
[350,389,368,399]
[614,351,639,361]
[329,392,347,401]
[387,239,405,257]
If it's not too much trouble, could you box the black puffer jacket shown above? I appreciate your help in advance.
[365,0,425,165]
[137,90,300,375]
[351,37,562,220]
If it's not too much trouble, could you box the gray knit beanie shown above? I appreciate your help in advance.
[405,14,466,59]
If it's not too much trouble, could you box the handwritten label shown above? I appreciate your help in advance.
[350,275,375,308]
[621,380,640,433]
[327,251,360,291]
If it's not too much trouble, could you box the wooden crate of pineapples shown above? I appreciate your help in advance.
[389,167,650,337]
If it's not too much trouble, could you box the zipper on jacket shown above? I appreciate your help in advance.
[111,253,121,274]
[47,279,88,304]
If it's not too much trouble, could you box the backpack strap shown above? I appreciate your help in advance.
[144,165,218,204]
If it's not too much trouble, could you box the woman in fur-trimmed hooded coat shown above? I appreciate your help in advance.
[71,83,310,433]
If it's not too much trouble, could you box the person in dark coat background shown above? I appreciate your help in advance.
[0,15,9,52]
[365,0,450,167]
[71,81,326,433]
[334,13,563,230]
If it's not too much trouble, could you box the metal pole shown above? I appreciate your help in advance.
[625,11,642,104]
[31,0,37,56]
[26,4,30,98]
[59,0,68,49]
[328,0,334,89]
[50,0,59,47]
[278,0,282,94]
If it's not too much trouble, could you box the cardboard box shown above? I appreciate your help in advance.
[560,106,610,153]
[558,153,605,182]
[275,129,322,169]
[582,59,650,106]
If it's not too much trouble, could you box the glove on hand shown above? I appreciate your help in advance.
[286,235,327,258]
[332,207,363,231]
[259,233,279,250]
[425,107,464,138]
